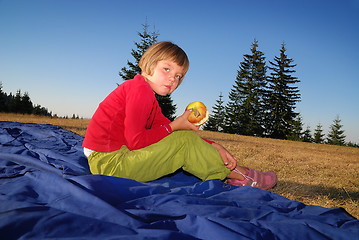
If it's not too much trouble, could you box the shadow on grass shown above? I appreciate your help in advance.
[274,181,359,201]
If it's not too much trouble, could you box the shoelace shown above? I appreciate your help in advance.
[232,168,258,187]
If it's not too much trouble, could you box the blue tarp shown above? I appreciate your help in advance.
[0,121,358,240]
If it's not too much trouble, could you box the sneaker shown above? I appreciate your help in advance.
[227,167,277,190]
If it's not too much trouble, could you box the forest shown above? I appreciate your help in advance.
[0,84,80,119]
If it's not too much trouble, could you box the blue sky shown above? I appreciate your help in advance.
[1,0,358,143]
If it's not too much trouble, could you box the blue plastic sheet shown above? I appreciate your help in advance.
[0,121,358,239]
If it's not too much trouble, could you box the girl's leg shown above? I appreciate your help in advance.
[88,131,230,182]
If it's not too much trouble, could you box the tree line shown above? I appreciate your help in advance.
[120,23,356,147]
[0,82,82,119]
[0,83,52,116]
[207,93,355,147]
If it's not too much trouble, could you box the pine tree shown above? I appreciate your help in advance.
[347,141,359,148]
[302,125,312,142]
[13,90,22,113]
[265,43,300,139]
[225,40,267,136]
[119,22,158,81]
[224,86,241,134]
[33,104,51,116]
[21,92,33,114]
[204,93,226,132]
[6,92,14,112]
[155,95,176,121]
[313,123,325,144]
[327,115,346,145]
[118,22,177,120]
[287,114,303,141]
[0,82,6,112]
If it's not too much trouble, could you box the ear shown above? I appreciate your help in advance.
[142,69,153,78]
[141,72,151,80]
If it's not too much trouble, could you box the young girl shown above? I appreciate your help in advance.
[83,41,277,190]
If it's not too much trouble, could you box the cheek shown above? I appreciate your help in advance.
[171,83,179,92]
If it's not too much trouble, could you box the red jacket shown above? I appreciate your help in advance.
[83,75,172,152]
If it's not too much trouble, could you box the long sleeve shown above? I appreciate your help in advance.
[123,81,171,150]
[83,75,171,152]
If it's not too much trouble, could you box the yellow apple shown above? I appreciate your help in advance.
[186,101,209,126]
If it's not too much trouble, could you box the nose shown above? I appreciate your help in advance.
[169,75,176,83]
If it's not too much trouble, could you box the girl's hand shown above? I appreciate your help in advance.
[212,142,237,170]
[169,109,199,132]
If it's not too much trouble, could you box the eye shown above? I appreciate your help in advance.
[176,75,182,80]
[164,68,170,72]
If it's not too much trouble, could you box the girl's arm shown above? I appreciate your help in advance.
[124,85,172,150]
[211,142,237,170]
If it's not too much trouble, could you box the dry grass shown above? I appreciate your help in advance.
[200,131,359,218]
[0,113,90,136]
[1,113,358,218]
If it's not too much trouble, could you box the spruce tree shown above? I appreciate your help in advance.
[0,82,6,112]
[21,92,33,114]
[313,123,325,143]
[327,115,346,145]
[225,40,267,136]
[347,141,359,148]
[287,114,304,141]
[265,43,300,139]
[33,104,51,116]
[302,125,312,142]
[13,90,22,113]
[204,93,226,132]
[119,22,157,81]
[6,92,14,112]
[224,86,241,134]
[118,22,177,120]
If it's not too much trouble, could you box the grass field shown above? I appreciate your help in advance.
[1,113,358,219]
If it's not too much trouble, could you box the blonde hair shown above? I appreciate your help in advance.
[139,41,189,85]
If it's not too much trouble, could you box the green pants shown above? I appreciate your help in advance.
[88,131,230,182]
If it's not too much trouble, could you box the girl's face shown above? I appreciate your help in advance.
[144,60,185,96]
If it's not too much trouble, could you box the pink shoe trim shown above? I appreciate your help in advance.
[232,168,257,186]
[228,167,277,190]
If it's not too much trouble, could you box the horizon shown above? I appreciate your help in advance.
[0,89,356,145]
